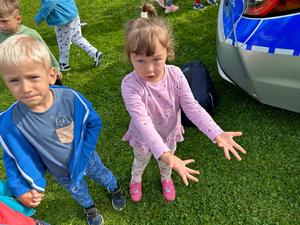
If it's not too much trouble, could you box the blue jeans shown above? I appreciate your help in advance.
[55,151,117,208]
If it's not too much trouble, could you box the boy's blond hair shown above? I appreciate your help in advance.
[0,34,51,71]
[0,0,19,17]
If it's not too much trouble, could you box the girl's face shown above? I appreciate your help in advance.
[130,42,167,83]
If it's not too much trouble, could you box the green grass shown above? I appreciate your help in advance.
[1,0,300,224]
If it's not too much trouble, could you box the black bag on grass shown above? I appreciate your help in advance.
[181,61,219,127]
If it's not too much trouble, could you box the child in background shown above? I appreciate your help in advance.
[0,35,126,225]
[155,0,179,13]
[0,0,62,85]
[193,0,206,10]
[122,3,246,202]
[34,0,102,71]
[0,202,50,225]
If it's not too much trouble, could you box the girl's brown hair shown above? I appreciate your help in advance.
[124,3,175,61]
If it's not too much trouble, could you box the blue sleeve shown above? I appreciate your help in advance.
[34,0,58,25]
[2,151,31,198]
[76,91,102,150]
[84,107,102,150]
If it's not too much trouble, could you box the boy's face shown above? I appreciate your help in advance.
[0,11,21,34]
[130,42,167,83]
[1,59,57,112]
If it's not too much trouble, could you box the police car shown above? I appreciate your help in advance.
[217,0,300,113]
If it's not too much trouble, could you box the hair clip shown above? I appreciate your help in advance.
[140,11,148,18]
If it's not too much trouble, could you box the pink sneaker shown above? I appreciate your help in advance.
[161,179,176,201]
[129,182,142,202]
[165,4,179,13]
[155,0,165,8]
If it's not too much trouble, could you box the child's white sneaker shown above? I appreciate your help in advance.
[59,63,70,71]
[94,51,103,67]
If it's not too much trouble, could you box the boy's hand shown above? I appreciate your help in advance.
[215,132,246,161]
[18,189,44,208]
[160,152,200,186]
[31,189,44,206]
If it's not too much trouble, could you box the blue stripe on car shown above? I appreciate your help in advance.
[222,0,300,56]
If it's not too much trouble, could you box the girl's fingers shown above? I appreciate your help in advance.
[186,173,199,183]
[229,147,242,161]
[224,148,231,160]
[230,131,242,137]
[183,159,195,165]
[174,164,189,186]
[234,142,246,154]
[186,167,200,175]
[179,172,189,186]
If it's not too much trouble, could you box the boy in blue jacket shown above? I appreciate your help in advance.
[34,0,102,71]
[0,35,125,225]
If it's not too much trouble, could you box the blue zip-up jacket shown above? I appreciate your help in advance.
[0,86,102,197]
[34,0,78,26]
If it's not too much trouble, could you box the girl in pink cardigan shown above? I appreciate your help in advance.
[121,3,246,203]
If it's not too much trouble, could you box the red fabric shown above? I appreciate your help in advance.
[195,0,201,3]
[0,202,35,225]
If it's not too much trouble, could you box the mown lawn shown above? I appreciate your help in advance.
[0,0,299,224]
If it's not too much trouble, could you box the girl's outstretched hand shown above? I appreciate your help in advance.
[160,152,200,186]
[214,132,246,161]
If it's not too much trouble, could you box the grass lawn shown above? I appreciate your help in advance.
[0,0,300,224]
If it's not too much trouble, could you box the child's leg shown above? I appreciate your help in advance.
[157,145,177,201]
[55,176,94,208]
[85,151,118,193]
[55,175,107,224]
[157,145,176,181]
[131,147,152,183]
[86,151,126,210]
[55,24,72,65]
[70,16,98,60]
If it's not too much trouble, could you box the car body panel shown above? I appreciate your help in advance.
[217,0,300,112]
